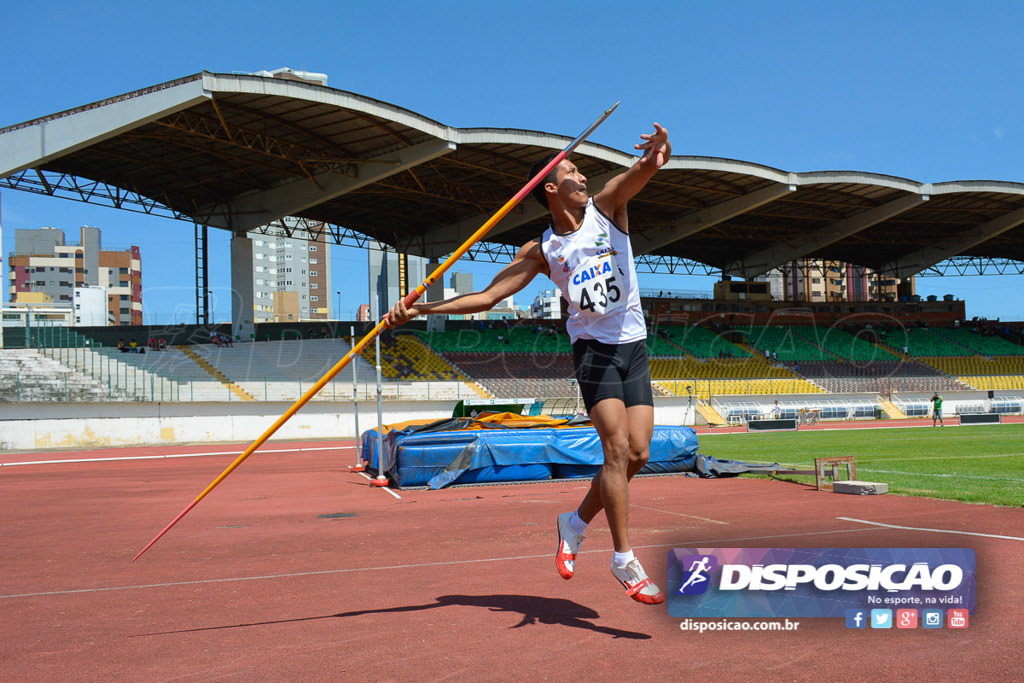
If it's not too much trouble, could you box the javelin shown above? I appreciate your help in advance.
[132,101,620,561]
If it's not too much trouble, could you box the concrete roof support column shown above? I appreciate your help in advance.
[230,233,255,343]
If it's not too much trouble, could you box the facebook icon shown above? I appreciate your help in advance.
[845,609,867,629]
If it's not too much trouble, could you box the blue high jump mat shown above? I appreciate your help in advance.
[359,412,779,489]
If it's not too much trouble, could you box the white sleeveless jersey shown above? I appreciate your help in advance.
[540,199,647,344]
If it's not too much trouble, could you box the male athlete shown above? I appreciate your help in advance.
[387,122,671,604]
[931,392,944,427]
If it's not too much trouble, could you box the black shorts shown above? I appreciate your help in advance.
[571,338,654,411]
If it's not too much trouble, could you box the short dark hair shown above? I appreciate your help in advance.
[529,152,561,209]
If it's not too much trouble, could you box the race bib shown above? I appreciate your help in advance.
[567,253,625,316]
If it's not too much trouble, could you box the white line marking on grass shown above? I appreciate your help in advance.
[864,452,1024,463]
[745,452,1023,472]
[0,445,353,468]
[0,527,874,600]
[857,467,1024,483]
[838,517,1024,542]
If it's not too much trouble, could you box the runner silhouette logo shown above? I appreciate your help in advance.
[678,554,718,595]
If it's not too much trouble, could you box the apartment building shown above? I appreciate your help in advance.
[250,226,331,322]
[768,259,913,303]
[8,226,141,325]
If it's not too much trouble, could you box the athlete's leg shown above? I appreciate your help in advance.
[577,401,654,551]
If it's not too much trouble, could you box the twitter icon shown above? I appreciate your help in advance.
[870,609,893,629]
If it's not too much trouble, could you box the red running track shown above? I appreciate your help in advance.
[1,437,1022,681]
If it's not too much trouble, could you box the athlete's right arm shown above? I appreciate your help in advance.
[386,240,546,327]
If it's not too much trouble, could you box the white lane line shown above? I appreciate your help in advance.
[838,517,1024,542]
[0,445,355,468]
[353,469,401,499]
[0,526,873,600]
[632,504,729,525]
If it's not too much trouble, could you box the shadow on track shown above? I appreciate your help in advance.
[135,593,651,640]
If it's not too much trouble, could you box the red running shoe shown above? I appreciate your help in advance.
[555,512,584,580]
[610,558,665,604]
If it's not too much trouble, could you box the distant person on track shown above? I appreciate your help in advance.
[387,122,671,605]
[931,392,944,427]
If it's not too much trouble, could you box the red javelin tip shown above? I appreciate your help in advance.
[132,499,199,562]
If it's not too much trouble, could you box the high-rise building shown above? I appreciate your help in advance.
[7,226,141,325]
[250,227,332,323]
[367,246,426,321]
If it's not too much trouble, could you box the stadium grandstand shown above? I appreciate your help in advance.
[2,70,1024,448]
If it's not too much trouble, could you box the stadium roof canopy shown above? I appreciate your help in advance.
[4,70,1024,280]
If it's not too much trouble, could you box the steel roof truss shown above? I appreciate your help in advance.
[632,182,797,255]
[886,205,1024,278]
[417,169,621,259]
[724,192,929,279]
[201,138,456,232]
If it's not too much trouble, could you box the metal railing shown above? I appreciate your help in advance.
[22,326,182,402]
[3,326,479,402]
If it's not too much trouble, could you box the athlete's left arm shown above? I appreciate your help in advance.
[593,122,670,230]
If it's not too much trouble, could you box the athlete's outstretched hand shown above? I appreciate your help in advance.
[635,123,671,169]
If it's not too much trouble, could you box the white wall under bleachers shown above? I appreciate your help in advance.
[0,400,451,451]
[712,390,1024,424]
[891,390,1024,418]
[713,392,882,423]
[0,396,695,451]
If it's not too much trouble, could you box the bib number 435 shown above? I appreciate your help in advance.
[568,255,627,316]
[575,275,621,314]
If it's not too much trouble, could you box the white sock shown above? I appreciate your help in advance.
[612,549,635,568]
[569,511,588,535]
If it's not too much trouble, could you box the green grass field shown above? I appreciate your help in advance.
[697,423,1024,507]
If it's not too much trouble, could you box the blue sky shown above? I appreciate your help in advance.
[3,0,1024,322]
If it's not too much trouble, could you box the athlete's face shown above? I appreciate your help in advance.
[551,160,588,208]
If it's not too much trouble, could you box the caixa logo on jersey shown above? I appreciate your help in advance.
[666,548,976,619]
